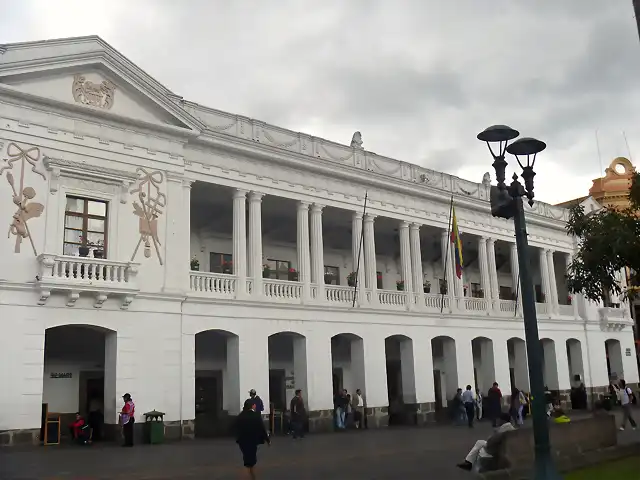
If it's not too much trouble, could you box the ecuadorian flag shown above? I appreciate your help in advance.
[450,206,463,279]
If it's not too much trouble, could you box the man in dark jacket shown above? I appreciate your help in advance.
[290,389,306,439]
[248,389,264,413]
[235,399,270,479]
[486,383,503,427]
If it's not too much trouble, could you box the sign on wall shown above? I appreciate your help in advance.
[50,372,73,379]
[625,348,632,357]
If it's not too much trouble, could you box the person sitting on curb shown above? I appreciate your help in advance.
[456,412,514,473]
[69,412,92,445]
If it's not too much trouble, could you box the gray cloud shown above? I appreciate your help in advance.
[1,0,639,204]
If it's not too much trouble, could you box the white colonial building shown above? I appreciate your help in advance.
[0,36,637,445]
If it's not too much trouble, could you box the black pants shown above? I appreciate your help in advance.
[123,418,135,446]
[464,403,475,427]
[239,442,258,467]
[291,419,304,438]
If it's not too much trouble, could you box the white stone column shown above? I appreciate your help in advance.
[361,334,389,409]
[510,243,522,315]
[487,238,499,310]
[412,335,436,406]
[512,340,530,391]
[493,341,512,394]
[547,250,559,314]
[399,221,413,308]
[303,336,333,413]
[455,338,476,392]
[440,230,455,310]
[539,248,552,308]
[363,214,378,305]
[410,223,424,301]
[162,176,190,294]
[232,189,247,297]
[297,201,311,301]
[248,191,264,298]
[478,237,491,302]
[236,332,270,417]
[310,204,325,302]
[352,212,366,305]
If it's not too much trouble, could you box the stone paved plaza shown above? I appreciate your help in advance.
[1,414,639,480]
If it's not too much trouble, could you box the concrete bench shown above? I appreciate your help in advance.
[479,414,618,478]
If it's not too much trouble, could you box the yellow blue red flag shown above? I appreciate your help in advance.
[450,206,463,279]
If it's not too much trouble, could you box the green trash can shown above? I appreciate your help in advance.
[143,410,165,444]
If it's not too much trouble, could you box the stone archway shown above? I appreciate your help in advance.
[43,324,115,442]
[194,329,240,438]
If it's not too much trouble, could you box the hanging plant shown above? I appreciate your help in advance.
[262,264,271,278]
[190,257,200,271]
[396,280,405,291]
[347,271,357,287]
[222,260,233,274]
[288,267,298,281]
[423,280,431,293]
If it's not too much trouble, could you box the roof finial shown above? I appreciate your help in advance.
[350,131,363,149]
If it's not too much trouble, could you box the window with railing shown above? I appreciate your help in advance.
[324,266,340,285]
[265,259,292,280]
[63,196,108,258]
[210,252,233,274]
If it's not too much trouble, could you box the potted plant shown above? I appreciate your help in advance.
[78,235,90,257]
[190,257,200,271]
[347,271,356,287]
[288,267,298,281]
[324,272,336,284]
[222,260,233,274]
[440,280,447,295]
[262,264,271,278]
[91,239,105,259]
[567,295,572,305]
[396,280,405,291]
[423,280,431,293]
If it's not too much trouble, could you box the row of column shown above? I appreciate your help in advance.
[229,189,570,312]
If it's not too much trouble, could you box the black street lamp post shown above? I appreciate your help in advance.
[477,125,561,480]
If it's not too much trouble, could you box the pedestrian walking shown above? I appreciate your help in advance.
[462,385,475,428]
[248,389,264,413]
[290,389,306,439]
[619,379,637,431]
[486,382,502,427]
[475,388,483,420]
[119,393,135,447]
[235,399,270,479]
[352,388,365,429]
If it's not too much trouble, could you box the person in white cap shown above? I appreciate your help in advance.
[248,389,264,413]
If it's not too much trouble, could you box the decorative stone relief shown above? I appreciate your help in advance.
[130,168,166,265]
[1,143,46,255]
[72,75,116,110]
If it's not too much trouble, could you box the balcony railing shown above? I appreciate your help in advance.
[37,254,139,309]
[186,272,577,320]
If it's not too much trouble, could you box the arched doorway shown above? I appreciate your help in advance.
[431,336,458,414]
[330,333,365,395]
[385,335,416,425]
[43,325,114,442]
[605,339,624,381]
[541,338,559,390]
[472,337,495,395]
[268,332,307,434]
[194,329,240,438]
[507,337,529,392]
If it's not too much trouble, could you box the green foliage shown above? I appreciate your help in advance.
[566,172,640,302]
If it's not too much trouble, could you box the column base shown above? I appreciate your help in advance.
[307,409,334,433]
[0,428,39,446]
[365,406,389,429]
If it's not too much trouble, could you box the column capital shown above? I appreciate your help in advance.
[182,179,194,189]
[399,220,410,230]
[233,189,248,199]
[441,229,449,240]
[364,213,376,223]
[479,236,489,242]
[352,211,363,221]
[409,222,421,231]
[311,203,324,213]
[298,200,310,210]
[248,191,264,202]
[487,237,496,246]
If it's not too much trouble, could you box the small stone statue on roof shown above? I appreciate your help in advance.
[350,131,363,149]
[482,172,491,187]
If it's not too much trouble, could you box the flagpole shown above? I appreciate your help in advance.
[441,195,454,313]
[352,192,368,308]
[514,272,521,318]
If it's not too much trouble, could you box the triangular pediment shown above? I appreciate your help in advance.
[0,36,202,133]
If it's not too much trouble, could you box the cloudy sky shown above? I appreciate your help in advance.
[1,0,639,204]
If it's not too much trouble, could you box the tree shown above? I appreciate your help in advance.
[566,172,640,303]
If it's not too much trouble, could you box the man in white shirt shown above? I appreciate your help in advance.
[457,412,515,473]
[619,379,637,431]
[462,385,476,428]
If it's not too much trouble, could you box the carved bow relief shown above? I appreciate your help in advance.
[130,168,166,265]
[0,143,46,255]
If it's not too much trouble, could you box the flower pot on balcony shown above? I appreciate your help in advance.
[288,272,298,281]
[324,274,335,284]
[423,284,431,293]
[262,270,270,278]
[93,249,104,259]
[78,246,90,257]
[347,279,356,287]
[396,283,405,291]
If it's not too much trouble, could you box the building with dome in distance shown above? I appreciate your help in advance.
[0,36,636,445]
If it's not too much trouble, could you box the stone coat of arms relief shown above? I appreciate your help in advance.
[72,75,116,110]
[130,168,166,265]
[0,143,46,255]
